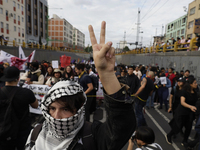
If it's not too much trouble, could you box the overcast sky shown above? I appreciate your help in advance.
[48,0,192,49]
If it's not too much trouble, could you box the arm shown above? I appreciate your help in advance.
[134,78,147,97]
[168,94,173,113]
[89,21,135,150]
[127,139,134,150]
[30,99,38,108]
[85,83,93,94]
[181,96,197,112]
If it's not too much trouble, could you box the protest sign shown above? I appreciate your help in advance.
[22,84,51,114]
[160,77,167,85]
[60,55,71,68]
[52,60,59,68]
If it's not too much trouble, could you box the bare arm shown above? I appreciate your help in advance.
[85,83,93,94]
[134,78,147,97]
[168,94,173,113]
[30,99,38,108]
[181,96,197,112]
[88,21,121,95]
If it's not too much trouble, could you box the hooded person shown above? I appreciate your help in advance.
[25,21,136,150]
[45,68,62,86]
[21,62,44,85]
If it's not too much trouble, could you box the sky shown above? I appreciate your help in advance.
[48,0,193,49]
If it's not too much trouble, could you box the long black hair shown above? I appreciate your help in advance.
[183,77,196,93]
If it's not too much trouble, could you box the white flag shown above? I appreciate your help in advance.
[28,50,35,63]
[19,46,26,59]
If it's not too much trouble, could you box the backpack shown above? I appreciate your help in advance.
[0,87,21,141]
[27,121,96,150]
[84,74,99,92]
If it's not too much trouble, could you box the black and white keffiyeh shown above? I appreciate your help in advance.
[36,80,86,149]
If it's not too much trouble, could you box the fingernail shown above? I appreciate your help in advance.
[108,42,112,46]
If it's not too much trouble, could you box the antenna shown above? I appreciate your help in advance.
[136,8,141,48]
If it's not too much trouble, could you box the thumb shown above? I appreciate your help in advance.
[98,42,112,58]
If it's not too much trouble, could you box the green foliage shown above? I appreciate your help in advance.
[123,46,130,51]
[84,46,93,52]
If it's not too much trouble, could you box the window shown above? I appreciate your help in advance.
[21,6,23,11]
[27,4,30,11]
[14,38,17,41]
[182,18,186,24]
[6,10,8,16]
[1,22,3,28]
[190,7,196,15]
[34,19,37,25]
[14,14,16,19]
[35,9,37,15]
[188,21,194,29]
[181,29,184,34]
[18,27,20,33]
[18,16,20,21]
[6,23,8,29]
[18,4,20,9]
[0,7,2,14]
[187,34,192,39]
[35,0,37,5]
[14,26,16,31]
[22,17,24,22]
[13,1,16,7]
[5,0,8,2]
[22,28,24,37]
[18,39,20,43]
[177,30,180,36]
[28,15,31,22]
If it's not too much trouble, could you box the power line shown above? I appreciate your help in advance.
[141,0,161,21]
[142,0,170,23]
[141,0,147,10]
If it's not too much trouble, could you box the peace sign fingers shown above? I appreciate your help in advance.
[88,25,97,46]
[100,21,106,44]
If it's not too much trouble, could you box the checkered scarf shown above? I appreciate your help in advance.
[39,80,86,148]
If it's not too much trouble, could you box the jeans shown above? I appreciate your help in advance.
[158,87,169,110]
[134,98,147,127]
[85,96,93,122]
[146,91,155,107]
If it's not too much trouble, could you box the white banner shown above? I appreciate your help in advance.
[22,84,51,114]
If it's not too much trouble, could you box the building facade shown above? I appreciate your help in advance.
[119,41,127,49]
[25,0,48,45]
[153,36,165,46]
[0,0,26,44]
[48,14,73,49]
[165,14,187,42]
[186,0,200,39]
[73,27,85,51]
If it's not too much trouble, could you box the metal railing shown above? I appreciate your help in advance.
[0,39,89,54]
[116,38,198,55]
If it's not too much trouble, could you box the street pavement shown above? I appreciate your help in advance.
[91,102,197,150]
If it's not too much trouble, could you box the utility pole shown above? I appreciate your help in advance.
[136,8,141,49]
[123,31,126,50]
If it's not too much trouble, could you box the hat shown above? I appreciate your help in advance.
[0,66,20,81]
[177,77,186,83]
[3,62,9,66]
[53,68,62,76]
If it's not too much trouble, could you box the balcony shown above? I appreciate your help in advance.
[1,28,4,33]
[6,29,9,34]
[18,33,20,37]
[14,19,16,24]
[18,21,20,25]
[22,11,23,15]
[0,0,2,5]
[6,16,9,21]
[14,7,16,11]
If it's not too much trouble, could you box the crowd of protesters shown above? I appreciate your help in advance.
[0,21,200,149]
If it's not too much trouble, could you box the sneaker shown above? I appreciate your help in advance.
[165,134,172,145]
[181,141,188,147]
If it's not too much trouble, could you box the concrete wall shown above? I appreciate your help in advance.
[115,51,200,84]
[0,46,91,62]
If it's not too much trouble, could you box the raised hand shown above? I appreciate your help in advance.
[88,21,120,95]
[88,21,115,74]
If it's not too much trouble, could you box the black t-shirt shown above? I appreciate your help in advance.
[0,86,36,131]
[138,77,154,100]
[177,90,198,115]
[79,73,93,95]
[171,87,182,106]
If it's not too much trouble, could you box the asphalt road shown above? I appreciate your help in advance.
[91,102,198,150]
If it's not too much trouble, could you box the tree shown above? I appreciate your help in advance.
[84,46,93,53]
[123,46,130,52]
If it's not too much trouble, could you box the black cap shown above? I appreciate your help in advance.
[0,66,20,81]
[177,77,186,83]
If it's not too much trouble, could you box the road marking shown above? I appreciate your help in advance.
[145,109,180,150]
[154,105,194,141]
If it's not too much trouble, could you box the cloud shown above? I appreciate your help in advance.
[48,0,192,49]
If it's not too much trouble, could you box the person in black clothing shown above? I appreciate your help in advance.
[168,77,186,115]
[0,66,38,150]
[63,65,74,80]
[0,64,4,88]
[134,71,155,127]
[75,63,94,122]
[126,66,140,95]
[195,33,200,50]
[166,77,198,147]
